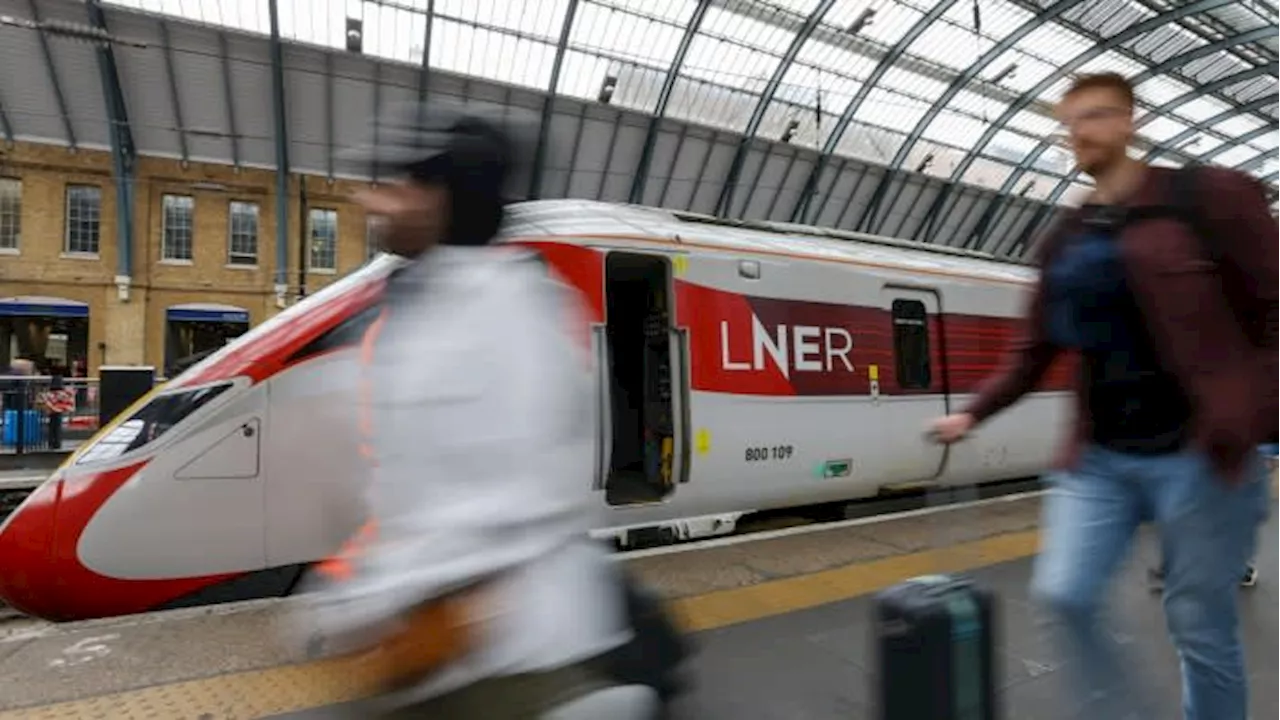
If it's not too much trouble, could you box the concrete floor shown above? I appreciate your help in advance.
[277,513,1277,720]
[0,486,1271,720]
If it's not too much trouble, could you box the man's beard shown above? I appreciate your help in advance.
[1076,144,1124,178]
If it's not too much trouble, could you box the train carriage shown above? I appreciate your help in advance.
[0,199,1074,621]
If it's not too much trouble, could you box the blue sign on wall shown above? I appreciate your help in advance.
[0,300,90,318]
[166,308,250,324]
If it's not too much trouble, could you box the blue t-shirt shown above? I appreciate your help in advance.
[1043,222,1190,454]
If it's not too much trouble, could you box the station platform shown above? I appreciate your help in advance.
[0,487,1274,720]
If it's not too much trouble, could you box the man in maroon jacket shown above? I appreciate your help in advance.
[930,73,1277,720]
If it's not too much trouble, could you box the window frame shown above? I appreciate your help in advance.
[308,207,338,273]
[227,200,260,267]
[64,184,103,257]
[0,177,20,252]
[161,193,196,262]
[890,298,932,391]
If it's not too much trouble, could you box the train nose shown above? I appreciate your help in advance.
[0,477,62,618]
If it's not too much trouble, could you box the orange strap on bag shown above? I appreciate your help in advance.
[315,299,484,690]
[341,587,486,695]
[316,306,387,582]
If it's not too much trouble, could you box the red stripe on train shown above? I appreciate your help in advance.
[679,280,1075,397]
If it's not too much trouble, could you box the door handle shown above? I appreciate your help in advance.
[592,326,612,491]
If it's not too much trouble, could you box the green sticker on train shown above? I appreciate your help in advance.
[815,459,851,479]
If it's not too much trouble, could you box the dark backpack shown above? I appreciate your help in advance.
[1132,165,1278,442]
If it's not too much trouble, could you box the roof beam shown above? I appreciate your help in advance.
[158,20,189,164]
[628,0,712,205]
[86,0,136,281]
[1233,147,1275,173]
[28,0,77,148]
[324,53,334,181]
[1039,98,1280,222]
[1003,49,1274,192]
[713,0,837,218]
[1146,96,1278,163]
[715,0,1027,109]
[417,0,433,104]
[787,0,962,224]
[941,0,1233,194]
[973,48,1277,249]
[1135,62,1277,129]
[218,31,240,167]
[840,0,1094,233]
[920,1,1254,249]
[370,64,381,184]
[268,0,290,294]
[1201,125,1274,163]
[528,0,580,200]
[0,92,13,145]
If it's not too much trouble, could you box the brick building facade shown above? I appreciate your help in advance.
[1,141,378,375]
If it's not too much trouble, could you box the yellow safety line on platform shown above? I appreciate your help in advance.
[0,529,1040,720]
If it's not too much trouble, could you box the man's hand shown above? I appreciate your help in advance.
[929,413,975,444]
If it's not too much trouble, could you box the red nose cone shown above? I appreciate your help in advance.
[0,478,62,619]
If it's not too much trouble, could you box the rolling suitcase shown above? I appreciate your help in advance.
[874,428,998,720]
[874,574,998,720]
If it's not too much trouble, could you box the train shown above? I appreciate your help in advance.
[0,199,1075,622]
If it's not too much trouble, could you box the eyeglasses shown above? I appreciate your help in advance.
[1056,106,1129,131]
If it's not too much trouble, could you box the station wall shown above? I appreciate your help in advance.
[1,140,377,375]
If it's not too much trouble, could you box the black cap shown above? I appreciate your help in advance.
[343,101,532,245]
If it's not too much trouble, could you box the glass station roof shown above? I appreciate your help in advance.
[108,0,1279,203]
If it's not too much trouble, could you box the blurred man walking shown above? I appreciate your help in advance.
[296,103,657,720]
[930,73,1277,720]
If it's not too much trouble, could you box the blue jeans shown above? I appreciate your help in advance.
[1030,445,1268,720]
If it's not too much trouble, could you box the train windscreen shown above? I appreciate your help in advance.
[76,382,233,465]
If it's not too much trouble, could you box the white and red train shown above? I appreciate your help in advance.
[0,199,1075,622]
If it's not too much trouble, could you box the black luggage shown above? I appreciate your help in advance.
[873,573,998,720]
[602,566,693,705]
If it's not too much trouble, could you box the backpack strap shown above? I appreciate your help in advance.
[1169,163,1223,266]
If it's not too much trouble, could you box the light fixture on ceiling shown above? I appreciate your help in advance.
[599,75,617,104]
[989,63,1018,85]
[847,8,876,35]
[915,154,934,173]
[346,18,363,54]
[780,119,799,144]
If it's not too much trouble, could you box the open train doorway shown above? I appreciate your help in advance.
[164,304,251,377]
[602,252,682,507]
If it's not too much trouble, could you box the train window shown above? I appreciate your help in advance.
[77,383,233,464]
[891,299,931,390]
[287,303,383,364]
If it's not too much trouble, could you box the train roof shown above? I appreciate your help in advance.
[501,199,1040,285]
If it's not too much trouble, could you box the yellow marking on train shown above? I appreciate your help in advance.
[672,255,688,276]
[868,364,879,382]
[0,530,1040,719]
[695,428,711,455]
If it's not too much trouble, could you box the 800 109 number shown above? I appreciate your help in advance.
[745,445,794,462]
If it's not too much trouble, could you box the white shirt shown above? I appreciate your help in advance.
[300,244,628,705]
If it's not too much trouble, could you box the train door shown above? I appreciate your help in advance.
[597,251,687,506]
[879,286,949,485]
